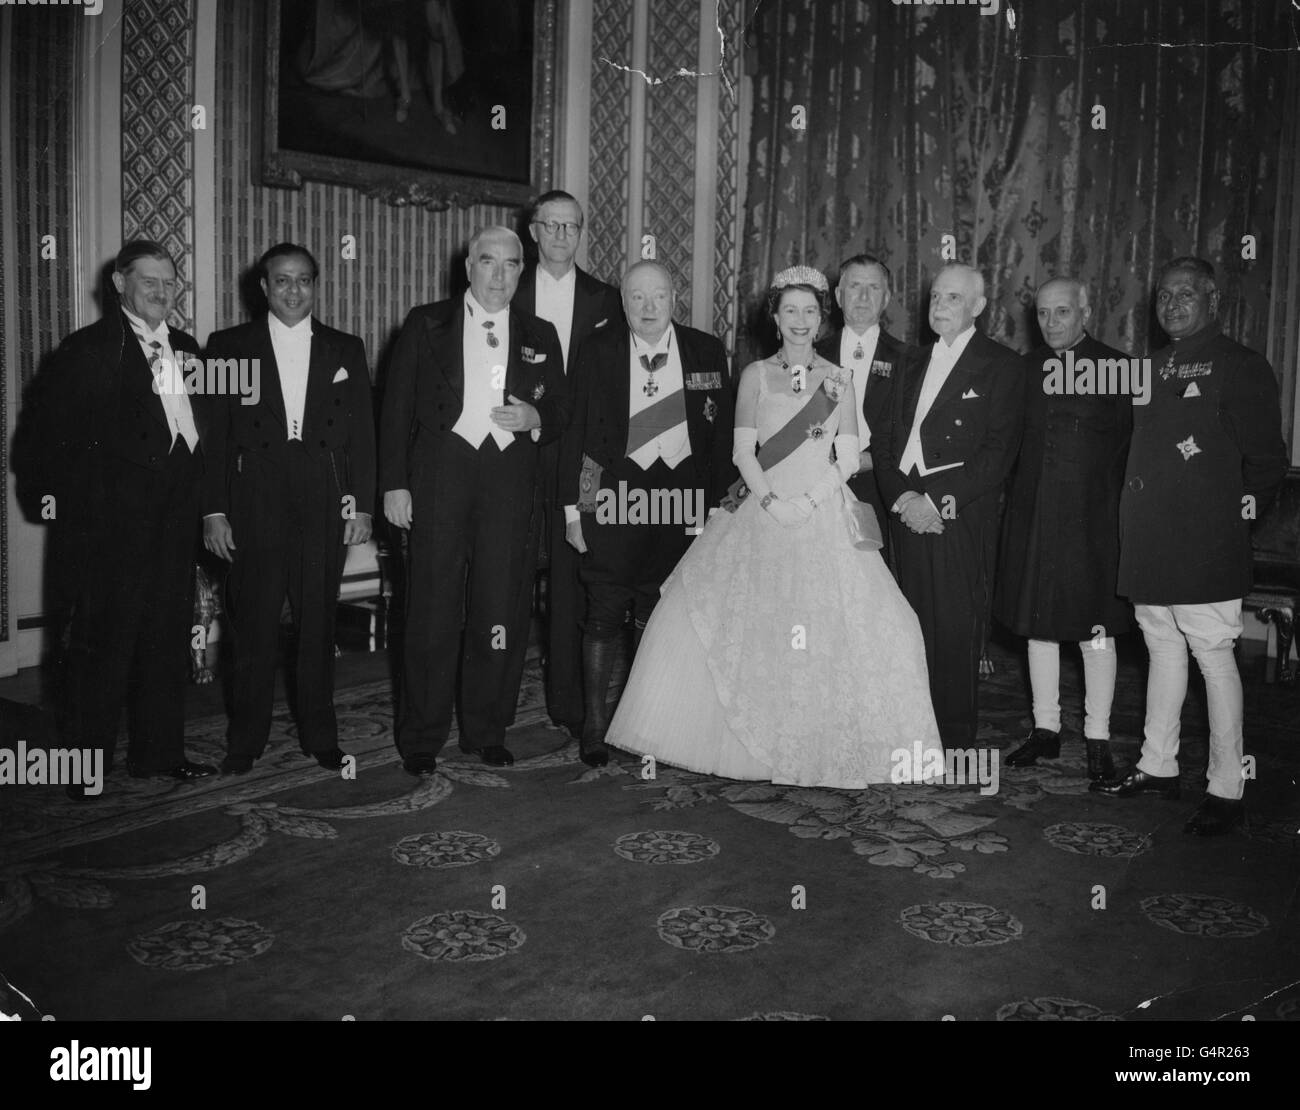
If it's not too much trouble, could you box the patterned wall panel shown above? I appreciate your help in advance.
[643,0,699,321]
[586,0,633,286]
[216,0,513,371]
[712,0,743,352]
[6,12,81,640]
[120,0,197,334]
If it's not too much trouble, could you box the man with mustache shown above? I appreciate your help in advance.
[1093,257,1287,835]
[37,241,217,797]
[873,263,1027,750]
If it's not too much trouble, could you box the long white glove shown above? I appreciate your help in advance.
[732,427,771,501]
[733,426,807,527]
[802,434,859,509]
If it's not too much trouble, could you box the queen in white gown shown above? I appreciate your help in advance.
[607,267,944,788]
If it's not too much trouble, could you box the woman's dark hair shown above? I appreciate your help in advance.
[767,281,830,318]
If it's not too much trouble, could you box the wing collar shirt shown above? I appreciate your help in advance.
[839,323,880,451]
[268,313,313,441]
[533,264,576,369]
[123,306,199,451]
[454,292,513,450]
[898,323,976,478]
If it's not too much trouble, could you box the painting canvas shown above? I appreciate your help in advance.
[262,0,556,208]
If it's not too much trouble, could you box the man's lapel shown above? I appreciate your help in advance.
[514,266,537,316]
[120,326,171,433]
[256,317,288,430]
[439,303,465,404]
[928,332,987,417]
[303,320,337,437]
[899,342,930,432]
[611,327,632,446]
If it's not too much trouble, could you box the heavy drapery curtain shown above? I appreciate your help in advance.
[738,0,1297,442]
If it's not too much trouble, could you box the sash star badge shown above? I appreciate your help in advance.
[703,396,718,423]
[1175,435,1201,461]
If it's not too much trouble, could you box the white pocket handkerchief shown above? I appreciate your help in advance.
[332,367,349,383]
[1183,382,1201,398]
[962,388,979,399]
[523,351,547,364]
[594,318,609,329]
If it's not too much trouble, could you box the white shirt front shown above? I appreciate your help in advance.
[453,292,513,450]
[628,326,690,471]
[123,307,199,451]
[839,323,879,451]
[268,314,313,441]
[897,324,976,477]
[533,264,576,369]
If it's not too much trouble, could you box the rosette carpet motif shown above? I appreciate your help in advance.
[1,644,1297,1020]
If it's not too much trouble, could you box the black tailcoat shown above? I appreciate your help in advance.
[872,328,1026,745]
[995,334,1132,641]
[202,316,376,757]
[38,311,209,769]
[558,322,736,513]
[379,298,567,755]
[513,263,622,727]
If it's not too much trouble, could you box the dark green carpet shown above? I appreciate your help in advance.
[2,644,1298,1020]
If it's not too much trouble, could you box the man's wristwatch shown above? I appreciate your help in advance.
[759,492,776,511]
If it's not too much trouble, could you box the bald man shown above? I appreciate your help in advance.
[380,226,568,772]
[994,278,1132,779]
[873,264,1027,749]
[558,261,735,766]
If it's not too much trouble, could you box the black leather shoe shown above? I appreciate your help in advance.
[129,759,217,781]
[1184,794,1246,836]
[312,748,345,770]
[221,754,254,775]
[1089,768,1180,799]
[402,754,439,776]
[1005,728,1061,767]
[579,740,609,768]
[1084,738,1116,783]
[479,745,514,767]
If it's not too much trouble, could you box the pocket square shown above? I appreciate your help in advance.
[1182,381,1201,398]
[332,367,349,383]
[594,318,609,329]
[962,388,979,399]
[523,350,547,364]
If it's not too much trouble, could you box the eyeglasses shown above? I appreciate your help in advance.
[533,220,582,237]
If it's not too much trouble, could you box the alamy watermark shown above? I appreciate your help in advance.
[594,482,706,535]
[0,742,103,795]
[152,356,261,406]
[890,742,1000,795]
[1042,350,1152,406]
[0,0,103,14]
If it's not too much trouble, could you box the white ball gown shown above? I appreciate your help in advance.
[607,366,944,788]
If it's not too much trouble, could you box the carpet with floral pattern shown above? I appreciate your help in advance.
[2,643,1298,1021]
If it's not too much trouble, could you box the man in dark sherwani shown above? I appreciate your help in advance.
[994,277,1132,781]
[1092,257,1287,836]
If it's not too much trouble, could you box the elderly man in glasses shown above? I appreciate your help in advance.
[512,190,623,746]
